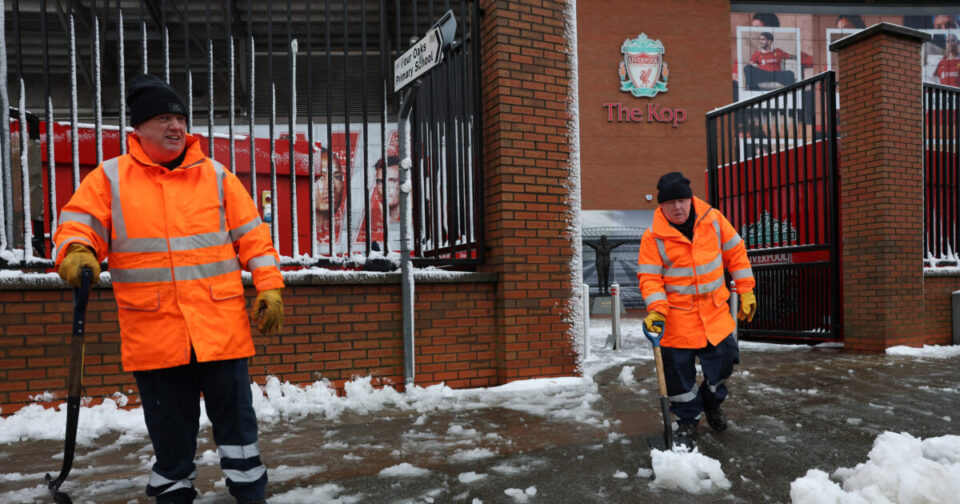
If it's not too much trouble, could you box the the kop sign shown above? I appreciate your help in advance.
[605,33,686,128]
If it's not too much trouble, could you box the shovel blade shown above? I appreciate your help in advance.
[646,435,667,450]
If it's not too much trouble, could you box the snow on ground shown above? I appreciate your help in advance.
[790,432,960,504]
[2,316,959,503]
[647,447,732,494]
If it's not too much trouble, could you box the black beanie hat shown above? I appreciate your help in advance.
[126,74,187,126]
[656,171,693,203]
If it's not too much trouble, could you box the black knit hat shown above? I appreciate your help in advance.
[656,171,693,203]
[126,74,187,126]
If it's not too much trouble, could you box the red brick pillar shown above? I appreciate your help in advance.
[830,24,931,352]
[478,0,579,381]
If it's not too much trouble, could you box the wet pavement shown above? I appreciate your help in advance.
[2,322,959,503]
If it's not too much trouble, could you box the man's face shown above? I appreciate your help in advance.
[661,198,692,226]
[133,113,187,163]
[314,153,345,214]
[758,35,772,51]
[751,18,766,27]
[836,17,856,30]
[386,163,400,209]
[948,34,958,54]
[935,15,957,29]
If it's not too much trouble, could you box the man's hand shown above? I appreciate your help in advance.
[58,244,101,288]
[251,288,284,335]
[643,311,666,333]
[738,291,757,322]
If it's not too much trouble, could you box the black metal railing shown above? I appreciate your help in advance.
[1,0,483,270]
[923,82,960,268]
[706,71,841,342]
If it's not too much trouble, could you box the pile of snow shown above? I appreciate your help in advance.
[886,344,960,359]
[647,447,732,494]
[790,432,960,504]
[378,462,429,478]
[504,486,537,502]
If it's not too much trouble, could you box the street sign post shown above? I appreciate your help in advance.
[394,27,444,92]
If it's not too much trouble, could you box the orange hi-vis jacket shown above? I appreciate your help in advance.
[53,133,284,371]
[637,197,755,349]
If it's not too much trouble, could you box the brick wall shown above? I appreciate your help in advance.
[478,0,579,381]
[0,0,583,416]
[923,275,958,345]
[0,274,498,415]
[833,25,937,352]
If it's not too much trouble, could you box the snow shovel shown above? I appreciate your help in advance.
[642,320,672,451]
[45,267,93,504]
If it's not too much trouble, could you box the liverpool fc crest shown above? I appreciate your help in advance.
[619,33,668,98]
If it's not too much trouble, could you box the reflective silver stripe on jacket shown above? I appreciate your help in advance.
[219,443,261,460]
[59,211,109,247]
[644,291,667,305]
[248,254,279,271]
[712,219,722,251]
[669,383,699,403]
[695,254,723,276]
[111,258,241,284]
[213,161,227,231]
[53,236,94,260]
[664,275,725,296]
[637,263,663,275]
[104,155,234,254]
[230,217,263,243]
[723,233,742,252]
[655,239,673,267]
[730,266,754,280]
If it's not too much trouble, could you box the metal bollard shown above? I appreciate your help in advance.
[729,280,739,342]
[583,283,591,360]
[611,282,621,350]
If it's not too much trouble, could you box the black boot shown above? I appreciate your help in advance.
[674,420,698,450]
[705,407,728,432]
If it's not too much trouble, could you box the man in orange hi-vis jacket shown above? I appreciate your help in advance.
[637,172,756,450]
[53,74,282,504]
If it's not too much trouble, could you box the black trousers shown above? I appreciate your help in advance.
[661,335,740,422]
[134,355,266,503]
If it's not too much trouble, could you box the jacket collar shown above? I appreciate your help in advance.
[127,133,206,169]
[651,196,714,239]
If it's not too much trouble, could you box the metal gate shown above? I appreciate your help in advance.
[705,71,841,342]
[0,0,483,270]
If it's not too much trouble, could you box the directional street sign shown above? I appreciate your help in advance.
[393,26,444,92]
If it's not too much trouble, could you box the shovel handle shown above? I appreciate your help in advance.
[653,346,668,397]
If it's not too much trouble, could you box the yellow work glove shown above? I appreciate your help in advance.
[739,291,757,322]
[643,310,666,333]
[58,243,101,288]
[252,288,284,335]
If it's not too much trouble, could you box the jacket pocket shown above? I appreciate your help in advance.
[209,279,245,301]
[116,287,160,311]
[712,287,730,307]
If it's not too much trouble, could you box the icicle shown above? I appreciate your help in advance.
[208,39,214,160]
[141,18,147,74]
[46,96,56,247]
[187,70,193,133]
[118,10,126,155]
[229,36,235,174]
[0,0,11,249]
[19,79,31,260]
[270,84,279,249]
[163,26,170,83]
[94,16,103,166]
[248,36,256,208]
[70,14,80,190]
[290,39,299,256]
